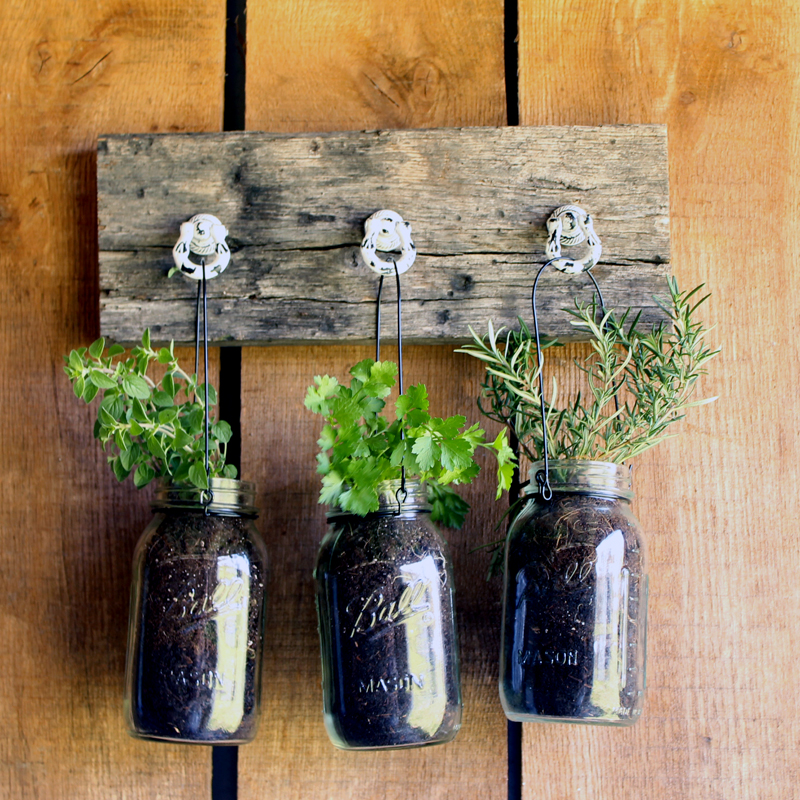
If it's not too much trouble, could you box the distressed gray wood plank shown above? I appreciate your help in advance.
[98,125,670,344]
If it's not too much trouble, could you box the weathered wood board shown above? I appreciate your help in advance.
[98,125,670,345]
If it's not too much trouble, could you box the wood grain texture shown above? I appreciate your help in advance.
[97,126,670,344]
[519,2,800,799]
[238,1,511,798]
[0,1,224,797]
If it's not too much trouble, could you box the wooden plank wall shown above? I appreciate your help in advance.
[517,3,800,799]
[238,2,510,798]
[0,2,224,798]
[1,2,798,800]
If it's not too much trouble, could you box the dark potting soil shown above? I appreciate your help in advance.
[316,513,461,749]
[502,493,645,722]
[127,511,266,743]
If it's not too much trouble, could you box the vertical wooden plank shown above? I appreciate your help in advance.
[0,2,225,798]
[240,2,508,798]
[519,2,800,798]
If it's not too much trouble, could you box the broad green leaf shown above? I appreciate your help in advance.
[112,457,130,483]
[411,434,439,471]
[134,463,155,488]
[73,376,85,399]
[162,372,177,398]
[141,329,151,350]
[120,446,137,471]
[82,382,99,403]
[146,433,167,462]
[304,375,340,414]
[172,429,194,450]
[122,374,151,400]
[88,338,105,359]
[338,485,379,516]
[152,390,174,408]
[108,344,125,357]
[131,398,150,424]
[157,348,173,364]
[319,471,345,506]
[212,420,232,444]
[115,429,131,452]
[158,407,178,424]
[98,406,116,427]
[440,437,473,472]
[389,440,406,467]
[129,419,144,436]
[431,415,466,439]
[349,359,374,383]
[222,463,238,479]
[188,463,209,490]
[396,383,428,417]
[89,370,117,389]
[68,350,83,370]
[317,423,336,451]
[428,483,470,529]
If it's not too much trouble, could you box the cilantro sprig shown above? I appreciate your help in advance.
[304,359,515,525]
[64,330,236,490]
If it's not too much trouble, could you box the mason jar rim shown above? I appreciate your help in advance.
[326,478,432,519]
[525,459,634,501]
[152,477,258,517]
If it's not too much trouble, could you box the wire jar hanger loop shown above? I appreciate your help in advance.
[366,209,414,513]
[173,214,231,512]
[532,205,610,501]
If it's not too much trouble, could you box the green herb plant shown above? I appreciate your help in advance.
[457,278,718,577]
[64,330,236,490]
[457,278,719,465]
[304,358,515,527]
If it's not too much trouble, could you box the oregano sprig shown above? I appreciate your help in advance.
[304,359,515,525]
[64,330,236,490]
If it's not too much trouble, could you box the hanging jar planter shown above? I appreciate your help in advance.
[458,205,719,726]
[64,215,270,743]
[305,210,514,749]
[124,479,267,742]
[500,461,646,724]
[315,479,461,749]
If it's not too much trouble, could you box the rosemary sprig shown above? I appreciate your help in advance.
[456,278,719,465]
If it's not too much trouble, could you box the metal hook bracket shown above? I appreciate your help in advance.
[360,209,416,276]
[545,204,602,274]
[172,213,231,280]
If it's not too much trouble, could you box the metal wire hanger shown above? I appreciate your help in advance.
[361,209,416,512]
[530,205,612,501]
[172,214,231,514]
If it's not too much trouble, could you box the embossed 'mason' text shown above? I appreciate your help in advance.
[518,648,579,667]
[359,673,425,693]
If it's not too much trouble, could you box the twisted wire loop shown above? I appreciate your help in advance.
[368,210,412,514]
[545,205,602,274]
[191,259,214,515]
[361,210,416,276]
[532,205,607,501]
[175,214,231,512]
[173,213,231,280]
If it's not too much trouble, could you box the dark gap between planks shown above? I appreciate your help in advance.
[504,0,523,797]
[212,0,246,797]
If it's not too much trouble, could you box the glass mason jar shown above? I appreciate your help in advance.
[314,479,462,750]
[124,478,268,744]
[500,461,647,725]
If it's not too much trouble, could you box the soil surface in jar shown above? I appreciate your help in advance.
[504,494,644,722]
[129,511,266,743]
[317,514,461,749]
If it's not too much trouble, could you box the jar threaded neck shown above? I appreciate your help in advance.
[527,460,633,501]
